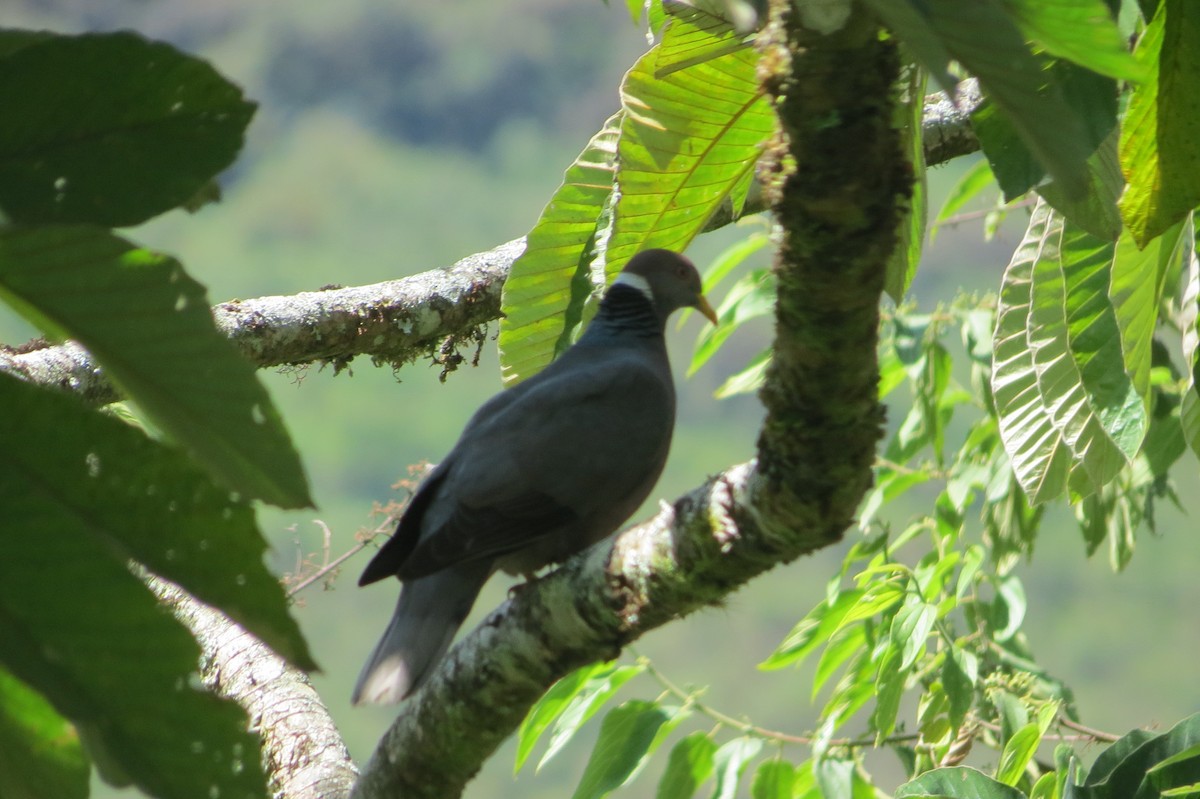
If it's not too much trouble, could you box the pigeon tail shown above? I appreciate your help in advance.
[352,562,490,704]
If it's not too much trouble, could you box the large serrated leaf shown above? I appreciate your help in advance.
[605,7,773,274]
[1119,0,1200,247]
[992,201,1075,503]
[499,114,623,384]
[1025,209,1145,495]
[0,381,272,799]
[876,0,1095,198]
[0,371,316,670]
[1002,0,1146,82]
[0,226,311,508]
[0,31,254,227]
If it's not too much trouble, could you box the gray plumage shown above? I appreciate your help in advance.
[353,249,717,704]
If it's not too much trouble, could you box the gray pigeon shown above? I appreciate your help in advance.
[353,249,718,704]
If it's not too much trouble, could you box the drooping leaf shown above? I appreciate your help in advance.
[0,666,89,799]
[0,371,316,669]
[1109,219,1186,399]
[992,200,1074,503]
[714,347,771,398]
[943,645,979,731]
[656,731,717,799]
[1080,714,1200,799]
[0,392,270,799]
[710,737,763,799]
[605,8,774,273]
[1026,212,1146,494]
[996,723,1044,786]
[518,661,623,772]
[1119,0,1200,247]
[1002,0,1146,82]
[0,31,254,226]
[896,766,1028,798]
[750,759,797,799]
[759,588,865,671]
[885,59,928,302]
[871,644,904,740]
[499,114,622,384]
[689,269,774,375]
[892,599,937,670]
[538,664,643,770]
[571,702,677,799]
[0,226,312,508]
[1039,128,1124,241]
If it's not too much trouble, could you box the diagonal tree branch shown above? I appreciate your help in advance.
[0,82,978,401]
[350,3,908,796]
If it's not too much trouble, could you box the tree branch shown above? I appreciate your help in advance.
[352,3,908,796]
[148,578,359,799]
[0,84,979,399]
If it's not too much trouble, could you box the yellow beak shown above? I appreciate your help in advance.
[696,295,719,325]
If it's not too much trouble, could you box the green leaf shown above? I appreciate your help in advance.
[1119,0,1200,247]
[1002,0,1146,82]
[689,269,775,375]
[992,200,1074,503]
[871,644,904,740]
[1040,128,1124,241]
[892,599,937,670]
[657,731,717,799]
[1109,220,1186,402]
[997,723,1044,786]
[859,0,958,95]
[0,31,254,226]
[1027,212,1148,494]
[886,59,928,302]
[897,766,1028,798]
[655,2,754,76]
[0,666,88,799]
[751,759,797,799]
[1081,714,1200,799]
[0,226,312,508]
[943,645,979,731]
[571,701,675,799]
[1180,247,1200,457]
[759,588,865,671]
[714,347,771,398]
[0,371,315,668]
[499,114,622,384]
[813,626,867,699]
[605,8,774,272]
[924,0,1095,197]
[933,159,997,241]
[992,574,1027,641]
[539,664,643,770]
[518,661,619,772]
[0,416,270,798]
[710,736,763,799]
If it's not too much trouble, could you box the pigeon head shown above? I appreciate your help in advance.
[611,249,719,327]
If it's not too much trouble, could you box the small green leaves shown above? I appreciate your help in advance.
[0,31,254,226]
[657,732,717,799]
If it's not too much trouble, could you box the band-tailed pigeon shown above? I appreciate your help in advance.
[353,249,718,704]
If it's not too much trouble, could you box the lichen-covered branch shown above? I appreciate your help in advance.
[351,4,908,797]
[149,578,358,799]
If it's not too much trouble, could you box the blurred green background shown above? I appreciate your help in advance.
[3,1,1197,796]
